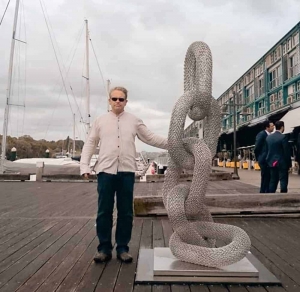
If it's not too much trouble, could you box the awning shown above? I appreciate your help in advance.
[248,116,267,127]
[280,106,300,134]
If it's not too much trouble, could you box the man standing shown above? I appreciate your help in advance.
[80,87,167,263]
[266,121,292,193]
[254,120,274,193]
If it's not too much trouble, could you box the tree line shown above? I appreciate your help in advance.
[0,135,84,160]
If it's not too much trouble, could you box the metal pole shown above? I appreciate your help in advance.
[1,0,20,174]
[85,20,90,133]
[73,113,75,157]
[232,91,240,179]
[107,79,111,112]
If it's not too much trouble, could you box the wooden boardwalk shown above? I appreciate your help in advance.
[0,181,299,292]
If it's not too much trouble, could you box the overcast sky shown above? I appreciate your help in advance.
[1,0,300,152]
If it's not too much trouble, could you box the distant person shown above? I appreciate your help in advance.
[266,121,292,193]
[150,163,156,174]
[80,87,167,263]
[254,120,274,193]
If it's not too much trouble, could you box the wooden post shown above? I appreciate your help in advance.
[36,161,44,182]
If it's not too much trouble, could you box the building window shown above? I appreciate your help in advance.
[258,78,264,96]
[283,43,287,55]
[287,38,292,51]
[288,54,299,78]
[255,65,263,77]
[269,66,282,89]
[293,33,299,46]
[245,85,254,104]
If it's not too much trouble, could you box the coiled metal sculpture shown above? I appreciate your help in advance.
[162,42,251,268]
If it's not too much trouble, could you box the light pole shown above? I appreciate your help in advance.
[232,91,239,179]
[221,91,251,180]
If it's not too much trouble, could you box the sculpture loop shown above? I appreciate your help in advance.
[162,42,251,268]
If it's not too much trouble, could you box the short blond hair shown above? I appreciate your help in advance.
[109,87,128,99]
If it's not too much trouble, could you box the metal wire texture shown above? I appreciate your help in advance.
[162,42,251,268]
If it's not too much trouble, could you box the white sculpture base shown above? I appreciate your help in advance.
[153,247,258,277]
[135,248,280,284]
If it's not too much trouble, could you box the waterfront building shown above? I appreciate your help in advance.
[185,22,300,159]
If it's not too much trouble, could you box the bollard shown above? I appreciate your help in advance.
[36,161,45,182]
[45,149,50,158]
[248,159,251,171]
[11,147,17,161]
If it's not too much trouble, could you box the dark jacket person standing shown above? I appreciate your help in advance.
[266,121,292,193]
[254,120,274,193]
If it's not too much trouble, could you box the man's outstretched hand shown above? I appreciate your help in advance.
[83,173,90,180]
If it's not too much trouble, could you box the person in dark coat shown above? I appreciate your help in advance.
[266,121,292,193]
[254,120,274,193]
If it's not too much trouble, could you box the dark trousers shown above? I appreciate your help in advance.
[96,172,135,254]
[259,163,270,193]
[269,167,289,193]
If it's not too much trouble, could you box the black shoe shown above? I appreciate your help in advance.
[117,252,133,263]
[94,251,112,263]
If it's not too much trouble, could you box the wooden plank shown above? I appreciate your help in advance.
[153,220,165,248]
[0,219,46,251]
[152,285,171,292]
[93,257,121,292]
[0,219,58,264]
[207,285,228,292]
[145,172,232,182]
[0,219,18,233]
[140,219,153,249]
[0,220,65,274]
[133,285,152,292]
[0,219,41,241]
[265,286,287,291]
[0,219,77,290]
[113,218,143,292]
[171,284,190,291]
[0,220,87,292]
[0,174,30,181]
[17,220,93,292]
[134,193,300,216]
[55,236,99,292]
[265,219,300,258]
[74,221,117,292]
[252,220,300,270]
[226,285,248,291]
[236,219,300,281]
[190,285,209,292]
[34,223,95,292]
[42,174,140,182]
[162,218,173,247]
[69,253,105,292]
[225,219,300,292]
[246,286,268,292]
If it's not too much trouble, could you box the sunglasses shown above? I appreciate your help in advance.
[111,97,126,102]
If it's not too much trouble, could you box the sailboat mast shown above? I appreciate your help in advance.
[73,113,75,157]
[85,19,90,133]
[107,79,111,112]
[1,0,21,174]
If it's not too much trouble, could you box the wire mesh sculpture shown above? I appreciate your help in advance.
[162,42,251,268]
